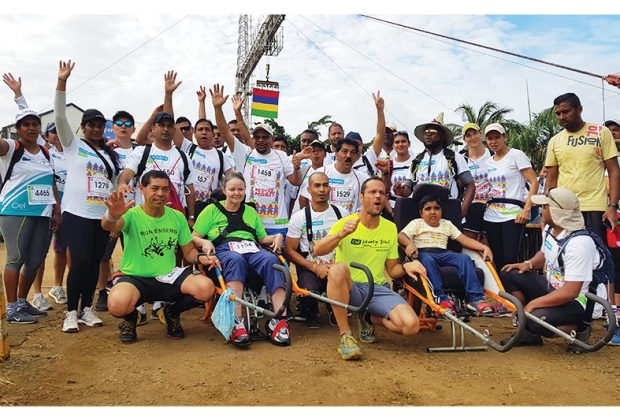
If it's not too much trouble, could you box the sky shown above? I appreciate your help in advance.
[1,1,620,157]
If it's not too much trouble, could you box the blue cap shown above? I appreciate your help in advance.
[345,131,362,142]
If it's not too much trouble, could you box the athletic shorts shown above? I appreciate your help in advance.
[114,266,192,305]
[349,282,407,319]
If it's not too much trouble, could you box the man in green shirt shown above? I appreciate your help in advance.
[314,177,427,360]
[102,170,216,344]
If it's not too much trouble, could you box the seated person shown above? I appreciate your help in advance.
[191,172,290,348]
[314,177,426,361]
[103,170,216,344]
[500,188,599,352]
[398,194,494,315]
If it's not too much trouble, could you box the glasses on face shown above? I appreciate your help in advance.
[114,120,134,128]
[253,135,271,141]
[424,129,439,136]
[179,126,192,132]
[545,188,564,209]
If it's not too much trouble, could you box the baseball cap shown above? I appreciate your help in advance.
[15,109,41,125]
[252,124,274,137]
[484,123,506,136]
[604,119,620,128]
[45,122,57,135]
[309,139,326,151]
[81,109,106,124]
[153,112,175,124]
[345,131,363,142]
[531,187,584,232]
[386,121,397,131]
[462,122,481,135]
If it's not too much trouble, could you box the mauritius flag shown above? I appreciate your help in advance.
[251,88,279,119]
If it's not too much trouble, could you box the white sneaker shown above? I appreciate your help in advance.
[48,286,67,304]
[62,310,79,333]
[78,307,103,327]
[32,294,53,311]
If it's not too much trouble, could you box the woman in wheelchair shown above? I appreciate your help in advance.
[398,194,495,315]
[191,172,291,347]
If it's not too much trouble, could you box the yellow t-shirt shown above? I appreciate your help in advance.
[328,214,399,285]
[545,123,617,211]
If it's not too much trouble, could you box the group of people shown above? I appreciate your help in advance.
[2,60,620,361]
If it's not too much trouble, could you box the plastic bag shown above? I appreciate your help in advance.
[212,289,236,339]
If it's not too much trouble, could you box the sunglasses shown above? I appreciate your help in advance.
[545,188,564,209]
[114,120,134,128]
[253,135,271,141]
[424,129,439,135]
[179,126,192,132]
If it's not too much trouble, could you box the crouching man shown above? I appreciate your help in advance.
[102,170,215,343]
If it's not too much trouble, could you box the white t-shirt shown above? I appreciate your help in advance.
[290,166,317,215]
[180,139,232,202]
[409,149,469,199]
[363,147,397,177]
[542,226,599,308]
[302,164,369,213]
[217,145,237,172]
[114,145,136,201]
[61,137,117,219]
[49,145,67,199]
[125,144,197,207]
[484,148,532,223]
[389,155,414,206]
[232,140,295,229]
[463,149,492,204]
[287,204,349,265]
[323,152,336,167]
[0,140,55,217]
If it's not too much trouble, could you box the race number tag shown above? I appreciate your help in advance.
[155,266,186,284]
[252,166,276,181]
[87,176,112,197]
[330,187,353,202]
[229,240,260,254]
[27,185,55,205]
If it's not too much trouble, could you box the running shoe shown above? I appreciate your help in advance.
[338,333,363,360]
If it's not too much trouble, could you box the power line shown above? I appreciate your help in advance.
[37,15,191,113]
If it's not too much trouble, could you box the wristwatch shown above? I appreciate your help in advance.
[188,215,195,220]
[609,203,619,209]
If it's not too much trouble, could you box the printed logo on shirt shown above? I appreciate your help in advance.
[149,155,169,162]
[566,136,601,147]
[248,156,268,164]
[78,147,98,158]
[329,178,345,185]
[544,239,553,250]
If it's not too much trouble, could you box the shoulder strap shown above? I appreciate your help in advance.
[292,165,312,203]
[305,204,313,244]
[40,145,51,161]
[222,145,228,154]
[331,204,342,219]
[211,200,259,247]
[216,149,224,182]
[410,150,426,173]
[443,148,458,178]
[362,155,374,176]
[135,144,153,181]
[82,140,113,180]
[0,140,25,192]
[176,147,190,183]
[188,144,198,159]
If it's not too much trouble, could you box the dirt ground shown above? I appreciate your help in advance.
[1,244,620,408]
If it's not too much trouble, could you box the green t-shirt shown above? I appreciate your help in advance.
[120,206,193,277]
[193,203,267,242]
[328,214,399,285]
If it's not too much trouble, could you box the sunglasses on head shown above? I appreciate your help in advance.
[114,120,134,128]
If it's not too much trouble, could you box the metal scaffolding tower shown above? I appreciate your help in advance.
[235,14,285,122]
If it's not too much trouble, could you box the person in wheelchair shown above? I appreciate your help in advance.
[500,188,602,352]
[192,172,291,348]
[398,194,495,316]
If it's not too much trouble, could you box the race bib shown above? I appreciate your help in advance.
[331,186,353,202]
[27,185,55,205]
[155,266,186,284]
[229,240,260,254]
[252,166,276,181]
[87,175,112,197]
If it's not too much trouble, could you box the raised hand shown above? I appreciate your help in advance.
[164,70,182,95]
[210,84,229,108]
[58,60,75,81]
[104,190,135,218]
[372,90,384,109]
[152,104,164,115]
[338,217,361,239]
[196,85,207,102]
[2,73,22,95]
[299,145,313,160]
[232,93,244,113]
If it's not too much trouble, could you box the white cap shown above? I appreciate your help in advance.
[484,122,506,136]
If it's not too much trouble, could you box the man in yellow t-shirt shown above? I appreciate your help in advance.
[545,92,619,242]
[313,177,426,361]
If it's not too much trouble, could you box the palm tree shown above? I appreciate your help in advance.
[307,115,334,139]
[446,101,515,144]
[507,107,562,171]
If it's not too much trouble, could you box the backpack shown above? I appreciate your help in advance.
[352,155,374,177]
[0,140,51,193]
[134,144,190,184]
[556,229,614,287]
[209,199,259,247]
[302,204,342,258]
[410,148,459,184]
[188,144,224,185]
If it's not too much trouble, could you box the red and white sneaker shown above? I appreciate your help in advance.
[230,317,251,348]
[267,318,291,346]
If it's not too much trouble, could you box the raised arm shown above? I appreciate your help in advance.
[135,105,162,145]
[3,73,23,102]
[101,190,135,232]
[197,85,207,120]
[210,84,236,152]
[371,90,386,157]
[54,60,76,148]
[232,94,253,148]
[163,70,185,148]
